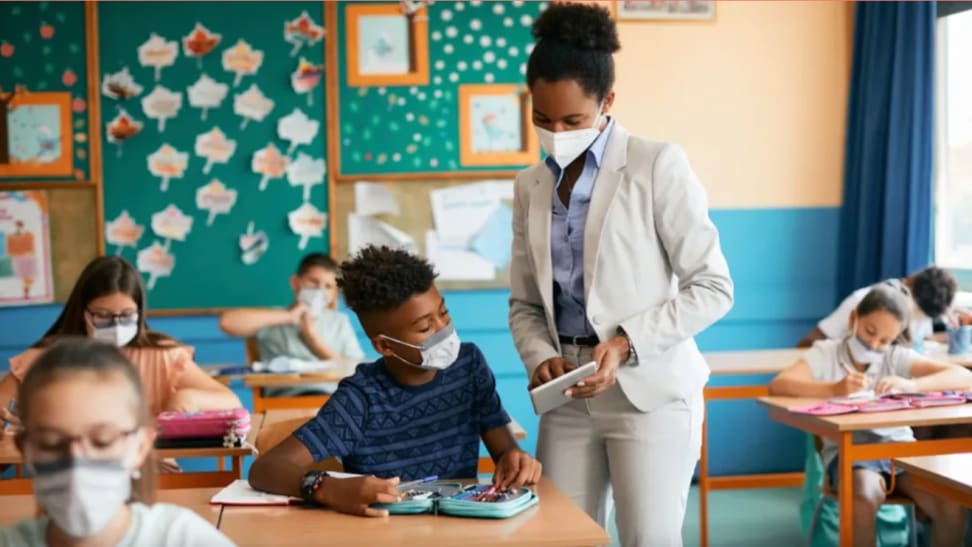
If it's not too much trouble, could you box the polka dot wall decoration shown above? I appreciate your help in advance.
[337,0,547,175]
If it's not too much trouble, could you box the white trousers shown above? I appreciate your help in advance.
[536,345,704,547]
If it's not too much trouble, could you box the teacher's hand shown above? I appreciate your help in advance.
[567,336,629,399]
[528,357,574,389]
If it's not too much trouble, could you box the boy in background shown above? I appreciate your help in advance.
[220,253,365,395]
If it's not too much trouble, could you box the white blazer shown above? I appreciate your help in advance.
[508,122,734,412]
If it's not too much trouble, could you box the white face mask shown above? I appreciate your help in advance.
[91,324,138,347]
[847,325,887,364]
[380,323,462,371]
[534,106,605,169]
[298,287,328,317]
[30,458,134,538]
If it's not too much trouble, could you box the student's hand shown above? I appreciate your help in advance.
[289,303,309,325]
[298,312,319,342]
[528,357,574,389]
[874,376,918,395]
[566,336,628,399]
[493,449,542,490]
[831,370,868,396]
[0,406,21,435]
[316,476,401,517]
[164,389,199,413]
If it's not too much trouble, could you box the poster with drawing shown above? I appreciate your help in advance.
[0,191,53,306]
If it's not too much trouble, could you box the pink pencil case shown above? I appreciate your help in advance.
[156,408,251,443]
[788,403,858,416]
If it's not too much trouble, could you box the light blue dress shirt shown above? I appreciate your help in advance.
[547,118,616,338]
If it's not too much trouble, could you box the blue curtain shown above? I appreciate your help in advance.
[837,1,936,298]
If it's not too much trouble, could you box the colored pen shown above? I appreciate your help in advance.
[2,399,15,432]
[398,475,438,489]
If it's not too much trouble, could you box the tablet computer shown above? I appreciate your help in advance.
[529,361,598,415]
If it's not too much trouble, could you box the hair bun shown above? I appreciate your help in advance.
[532,3,620,54]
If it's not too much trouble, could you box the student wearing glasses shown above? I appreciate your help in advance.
[0,256,240,434]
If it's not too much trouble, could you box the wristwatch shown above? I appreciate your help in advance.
[300,470,329,504]
[617,327,638,367]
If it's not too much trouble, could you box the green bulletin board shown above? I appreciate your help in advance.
[98,2,328,310]
[0,1,92,184]
[335,0,546,176]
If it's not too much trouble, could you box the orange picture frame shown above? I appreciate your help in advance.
[345,3,429,87]
[0,91,74,178]
[459,84,539,168]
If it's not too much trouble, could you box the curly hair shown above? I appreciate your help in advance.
[526,2,621,101]
[910,267,957,319]
[338,246,437,315]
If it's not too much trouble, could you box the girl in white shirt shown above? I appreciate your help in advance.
[771,284,971,547]
[0,338,234,547]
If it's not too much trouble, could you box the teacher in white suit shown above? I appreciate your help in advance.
[509,4,734,546]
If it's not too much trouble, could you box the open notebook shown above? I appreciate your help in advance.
[210,474,362,506]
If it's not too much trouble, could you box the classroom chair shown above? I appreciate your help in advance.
[252,414,497,475]
[809,435,919,547]
[244,337,331,413]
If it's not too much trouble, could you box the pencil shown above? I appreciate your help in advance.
[2,399,15,432]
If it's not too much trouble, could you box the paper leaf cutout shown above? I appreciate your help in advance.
[105,210,144,254]
[288,202,327,250]
[277,108,319,155]
[138,33,178,81]
[284,11,324,57]
[234,84,274,129]
[183,23,222,69]
[187,74,228,121]
[106,108,143,157]
[194,127,236,174]
[137,241,175,290]
[251,143,289,191]
[286,152,325,202]
[151,204,194,242]
[196,179,238,226]
[140,85,182,132]
[239,222,269,265]
[147,144,189,192]
[102,67,143,100]
[222,39,264,86]
[290,57,323,107]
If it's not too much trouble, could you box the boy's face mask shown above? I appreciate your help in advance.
[297,287,328,317]
[379,323,461,371]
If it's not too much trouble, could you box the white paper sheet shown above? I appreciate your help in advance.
[348,214,416,255]
[425,230,495,281]
[354,182,400,217]
[429,181,513,247]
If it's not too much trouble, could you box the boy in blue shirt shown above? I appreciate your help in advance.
[249,246,541,517]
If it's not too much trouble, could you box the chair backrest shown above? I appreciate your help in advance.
[244,337,260,364]
[253,414,343,472]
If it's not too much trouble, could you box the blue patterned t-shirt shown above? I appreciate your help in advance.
[293,342,511,480]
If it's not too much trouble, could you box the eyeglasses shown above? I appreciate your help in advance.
[86,309,139,329]
[20,425,140,462]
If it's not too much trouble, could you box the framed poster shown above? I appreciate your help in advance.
[459,84,539,167]
[617,1,716,21]
[346,3,430,87]
[0,190,53,306]
[0,91,74,178]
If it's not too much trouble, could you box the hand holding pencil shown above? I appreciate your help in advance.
[832,363,869,396]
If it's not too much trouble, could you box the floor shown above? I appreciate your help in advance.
[606,486,806,547]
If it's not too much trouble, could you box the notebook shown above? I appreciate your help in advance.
[210,480,301,506]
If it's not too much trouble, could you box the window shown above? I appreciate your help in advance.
[935,10,972,269]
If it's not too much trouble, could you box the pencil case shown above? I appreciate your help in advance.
[373,482,539,518]
[156,408,251,447]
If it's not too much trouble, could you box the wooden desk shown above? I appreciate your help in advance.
[0,414,263,494]
[0,487,223,526]
[895,454,972,508]
[758,396,972,546]
[217,477,608,546]
[697,348,805,547]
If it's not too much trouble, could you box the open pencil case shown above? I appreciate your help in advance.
[373,482,539,518]
[790,391,970,415]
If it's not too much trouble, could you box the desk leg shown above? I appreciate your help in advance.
[699,402,710,547]
[232,455,242,479]
[251,387,264,414]
[838,432,853,547]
